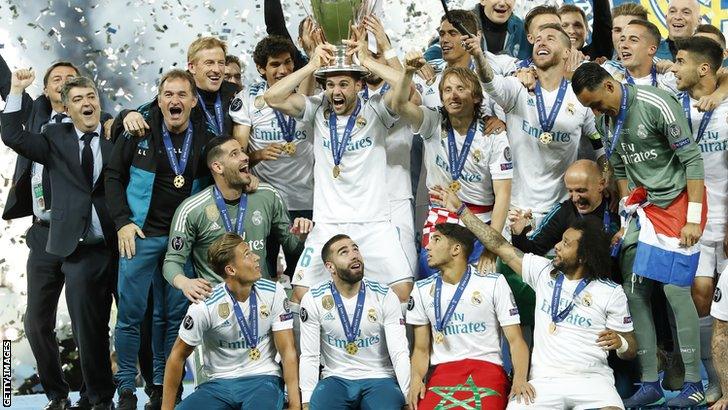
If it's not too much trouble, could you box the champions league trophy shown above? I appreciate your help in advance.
[309,0,372,79]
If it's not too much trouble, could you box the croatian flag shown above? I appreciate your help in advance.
[626,187,706,286]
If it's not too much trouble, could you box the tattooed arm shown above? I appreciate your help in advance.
[712,318,728,408]
[430,186,525,275]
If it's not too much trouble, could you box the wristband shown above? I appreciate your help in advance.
[687,202,702,224]
[616,334,628,355]
[383,48,397,60]
[456,203,467,217]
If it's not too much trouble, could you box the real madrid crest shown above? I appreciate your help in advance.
[473,149,482,163]
[471,291,482,306]
[582,292,592,307]
[254,95,266,109]
[218,302,230,319]
[567,102,575,115]
[324,109,331,120]
[355,116,367,128]
[367,308,377,323]
[205,204,219,222]
[322,295,334,310]
[259,304,270,318]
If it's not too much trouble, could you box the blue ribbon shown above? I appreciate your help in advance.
[197,91,224,135]
[605,83,629,162]
[681,92,713,143]
[273,110,297,143]
[225,284,258,348]
[517,58,532,69]
[330,281,366,343]
[625,64,657,87]
[446,119,478,182]
[328,100,362,167]
[212,186,247,236]
[161,121,194,178]
[550,273,590,324]
[434,267,471,333]
[534,78,568,135]
[362,83,390,100]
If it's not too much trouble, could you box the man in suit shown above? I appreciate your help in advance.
[2,69,117,410]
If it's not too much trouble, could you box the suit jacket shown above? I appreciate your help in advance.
[1,110,117,257]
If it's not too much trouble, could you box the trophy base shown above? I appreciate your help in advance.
[314,44,369,80]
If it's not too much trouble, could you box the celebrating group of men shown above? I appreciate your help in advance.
[2,0,728,409]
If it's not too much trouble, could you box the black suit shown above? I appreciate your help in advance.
[1,109,116,405]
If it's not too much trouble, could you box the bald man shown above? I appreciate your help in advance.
[509,160,619,255]
[656,0,701,61]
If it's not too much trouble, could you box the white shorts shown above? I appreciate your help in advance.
[711,265,728,321]
[292,221,413,288]
[390,199,417,278]
[696,237,727,279]
[506,375,623,410]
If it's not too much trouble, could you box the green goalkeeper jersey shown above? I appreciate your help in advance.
[596,84,704,207]
[163,183,303,285]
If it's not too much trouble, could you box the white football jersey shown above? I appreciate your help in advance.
[178,279,293,380]
[483,75,599,215]
[684,96,728,241]
[296,93,395,223]
[415,107,512,206]
[299,278,410,403]
[711,265,728,321]
[414,71,505,120]
[521,254,633,379]
[229,82,314,211]
[406,269,520,367]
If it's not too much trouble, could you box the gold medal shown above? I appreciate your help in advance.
[434,331,445,344]
[449,180,461,193]
[333,164,341,178]
[345,342,359,355]
[282,142,296,155]
[548,322,557,334]
[254,95,266,109]
[355,116,367,128]
[248,347,261,361]
[173,175,185,189]
[539,132,553,145]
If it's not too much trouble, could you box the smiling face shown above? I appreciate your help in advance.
[561,11,587,49]
[532,27,570,69]
[224,61,242,87]
[480,0,514,24]
[258,52,294,87]
[619,24,658,71]
[227,242,261,284]
[576,79,622,117]
[64,86,101,133]
[325,238,364,284]
[324,74,362,115]
[553,228,582,272]
[672,49,704,91]
[438,20,469,64]
[44,65,77,106]
[666,0,700,40]
[439,72,479,119]
[565,170,605,214]
[188,47,226,92]
[158,77,197,133]
[210,139,252,189]
[611,15,640,53]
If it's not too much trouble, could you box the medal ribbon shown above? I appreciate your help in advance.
[273,110,297,143]
[330,281,366,343]
[197,91,224,135]
[328,100,362,167]
[517,58,533,69]
[681,93,713,143]
[534,78,568,134]
[605,83,629,162]
[434,267,471,333]
[362,83,390,100]
[212,186,247,235]
[225,284,258,349]
[446,119,478,182]
[625,64,657,87]
[161,122,194,178]
[550,273,590,325]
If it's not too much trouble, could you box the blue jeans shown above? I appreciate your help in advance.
[178,375,284,410]
[114,236,193,391]
[310,376,404,410]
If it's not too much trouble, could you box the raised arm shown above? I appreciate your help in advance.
[390,51,426,130]
[264,44,335,118]
[1,69,51,164]
[464,32,495,84]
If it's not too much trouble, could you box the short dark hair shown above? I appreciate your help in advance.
[696,24,727,49]
[321,234,352,263]
[627,19,662,46]
[572,62,613,95]
[158,69,196,96]
[208,233,246,277]
[60,76,98,105]
[43,61,79,87]
[225,54,241,67]
[676,36,725,74]
[525,5,560,33]
[440,9,479,36]
[205,136,236,167]
[434,223,475,258]
[568,218,612,280]
[539,23,572,48]
[253,35,297,78]
[558,4,587,26]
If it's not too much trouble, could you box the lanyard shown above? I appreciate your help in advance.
[550,273,590,324]
[225,285,258,348]
[197,91,224,135]
[161,122,193,176]
[273,110,297,143]
[681,92,713,143]
[625,65,657,87]
[445,119,478,182]
[362,83,390,100]
[434,267,471,332]
[330,281,366,343]
[212,186,247,235]
[328,100,362,167]
[534,78,568,133]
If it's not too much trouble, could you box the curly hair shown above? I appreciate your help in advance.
[252,35,297,78]
[569,218,612,280]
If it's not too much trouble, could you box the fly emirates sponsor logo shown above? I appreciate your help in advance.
[619,142,657,165]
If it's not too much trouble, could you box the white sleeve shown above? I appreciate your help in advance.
[659,72,679,95]
[271,283,294,332]
[298,292,321,403]
[493,275,520,327]
[229,90,251,126]
[606,286,634,332]
[4,94,22,113]
[405,284,430,325]
[413,106,440,141]
[481,75,523,114]
[581,108,599,138]
[521,253,552,290]
[177,302,211,347]
[488,133,513,180]
[711,271,728,321]
[369,93,398,129]
[295,93,325,127]
[382,290,411,398]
